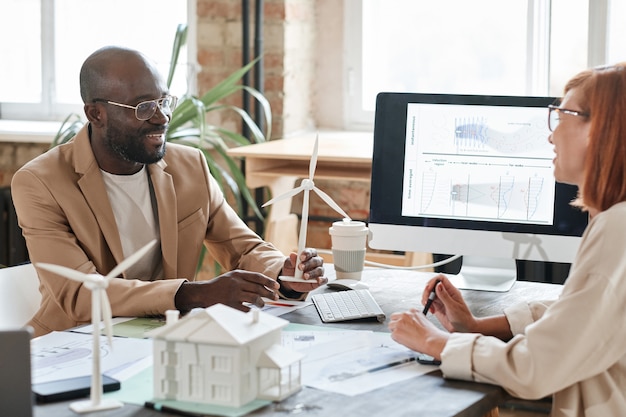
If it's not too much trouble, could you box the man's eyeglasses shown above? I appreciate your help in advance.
[93,95,178,121]
[547,104,589,132]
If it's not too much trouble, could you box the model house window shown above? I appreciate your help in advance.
[344,0,626,129]
[259,367,279,390]
[0,0,191,121]
[281,364,300,387]
[211,384,233,402]
[212,355,232,373]
[160,349,179,367]
[161,379,178,397]
[188,364,204,399]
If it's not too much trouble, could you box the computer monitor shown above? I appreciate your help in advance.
[368,92,588,291]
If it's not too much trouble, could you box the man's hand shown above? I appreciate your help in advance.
[174,270,280,312]
[280,248,328,293]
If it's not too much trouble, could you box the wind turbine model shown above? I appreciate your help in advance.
[36,239,157,413]
[263,135,350,282]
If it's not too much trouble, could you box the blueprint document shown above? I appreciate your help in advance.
[31,331,153,385]
[283,327,437,396]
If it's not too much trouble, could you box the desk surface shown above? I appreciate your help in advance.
[227,132,373,185]
[227,131,373,163]
[35,268,562,417]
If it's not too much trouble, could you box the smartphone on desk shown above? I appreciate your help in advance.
[416,352,441,366]
[33,375,120,403]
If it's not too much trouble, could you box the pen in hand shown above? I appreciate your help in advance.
[422,279,441,315]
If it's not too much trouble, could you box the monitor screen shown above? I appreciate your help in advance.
[368,92,588,290]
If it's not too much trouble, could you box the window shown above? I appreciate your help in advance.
[160,349,179,366]
[211,355,232,372]
[188,364,204,399]
[0,0,193,121]
[607,1,626,63]
[211,384,233,402]
[344,0,626,129]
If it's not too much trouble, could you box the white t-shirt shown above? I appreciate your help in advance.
[101,166,163,280]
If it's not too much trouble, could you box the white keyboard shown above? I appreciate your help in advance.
[311,289,386,323]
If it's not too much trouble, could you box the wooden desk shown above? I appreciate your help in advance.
[35,268,561,417]
[227,131,373,256]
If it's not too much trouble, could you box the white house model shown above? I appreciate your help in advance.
[149,304,304,408]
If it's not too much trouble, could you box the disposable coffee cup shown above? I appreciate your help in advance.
[329,220,369,280]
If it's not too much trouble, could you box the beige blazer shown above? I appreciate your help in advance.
[11,124,284,336]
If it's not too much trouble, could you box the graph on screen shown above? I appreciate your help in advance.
[402,102,555,226]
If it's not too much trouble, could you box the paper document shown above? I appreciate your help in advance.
[31,331,153,385]
[247,298,312,316]
[70,316,166,338]
[283,329,437,396]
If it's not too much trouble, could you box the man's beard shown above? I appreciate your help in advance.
[105,122,166,164]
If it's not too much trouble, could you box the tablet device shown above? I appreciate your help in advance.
[33,375,120,403]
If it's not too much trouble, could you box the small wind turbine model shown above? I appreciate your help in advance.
[263,135,350,282]
[36,239,157,413]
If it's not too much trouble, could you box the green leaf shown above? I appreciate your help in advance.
[51,113,84,148]
[242,85,272,141]
[165,52,272,230]
[167,24,188,90]
[211,144,264,220]
[198,58,262,107]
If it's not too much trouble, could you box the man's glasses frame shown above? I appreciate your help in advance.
[547,104,589,132]
[93,95,178,121]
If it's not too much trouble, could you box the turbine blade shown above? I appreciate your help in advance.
[36,263,98,283]
[106,239,157,280]
[309,134,319,180]
[312,187,351,220]
[262,186,304,207]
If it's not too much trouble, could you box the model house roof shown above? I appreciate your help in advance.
[149,304,289,346]
[258,344,304,368]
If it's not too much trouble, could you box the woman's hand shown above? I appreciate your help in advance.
[422,275,513,341]
[422,275,478,333]
[388,308,448,360]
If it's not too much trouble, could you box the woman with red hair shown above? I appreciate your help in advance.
[389,64,626,417]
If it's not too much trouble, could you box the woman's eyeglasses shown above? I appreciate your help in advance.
[547,104,589,132]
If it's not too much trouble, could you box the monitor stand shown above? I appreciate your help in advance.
[446,256,516,292]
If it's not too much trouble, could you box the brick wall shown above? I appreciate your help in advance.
[196,0,316,139]
[0,143,49,187]
[293,179,371,251]
[195,0,357,252]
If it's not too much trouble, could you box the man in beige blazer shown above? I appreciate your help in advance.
[11,46,327,337]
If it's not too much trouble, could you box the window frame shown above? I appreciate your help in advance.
[0,0,196,122]
[342,0,612,130]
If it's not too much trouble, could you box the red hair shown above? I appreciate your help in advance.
[565,63,626,212]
